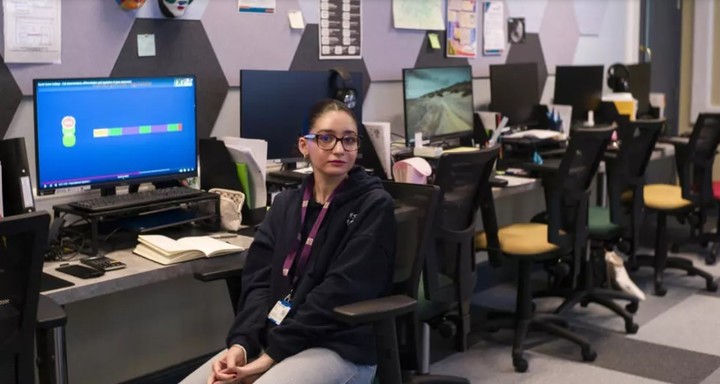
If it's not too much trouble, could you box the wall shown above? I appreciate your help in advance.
[0,1,639,382]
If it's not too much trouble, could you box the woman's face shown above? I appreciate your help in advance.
[161,0,194,17]
[299,110,358,179]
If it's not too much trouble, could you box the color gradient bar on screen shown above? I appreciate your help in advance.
[93,123,182,138]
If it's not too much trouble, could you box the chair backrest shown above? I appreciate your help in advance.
[0,211,50,384]
[680,113,720,205]
[546,126,614,248]
[607,120,664,228]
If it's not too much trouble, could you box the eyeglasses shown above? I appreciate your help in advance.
[304,133,361,151]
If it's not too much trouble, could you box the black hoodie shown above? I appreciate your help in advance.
[226,166,396,365]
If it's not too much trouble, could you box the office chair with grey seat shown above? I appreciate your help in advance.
[0,211,51,384]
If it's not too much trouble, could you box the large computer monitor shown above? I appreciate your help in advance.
[627,63,651,118]
[489,63,540,126]
[402,66,474,146]
[240,70,364,162]
[33,75,198,196]
[554,65,604,121]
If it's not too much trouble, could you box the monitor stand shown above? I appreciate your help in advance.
[100,187,117,197]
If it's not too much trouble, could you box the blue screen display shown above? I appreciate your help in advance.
[34,76,197,192]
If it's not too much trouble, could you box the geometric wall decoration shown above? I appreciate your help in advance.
[538,0,580,74]
[414,31,470,69]
[506,33,547,97]
[362,0,425,81]
[298,0,320,24]
[0,55,22,139]
[111,19,229,139]
[505,0,548,33]
[202,0,302,86]
[289,24,371,97]
[4,0,136,95]
[574,0,609,37]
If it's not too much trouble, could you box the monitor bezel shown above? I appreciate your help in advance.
[33,74,199,196]
[402,66,475,147]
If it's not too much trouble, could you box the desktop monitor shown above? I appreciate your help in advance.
[627,63,651,118]
[402,66,474,146]
[33,75,198,196]
[554,65,604,121]
[240,70,364,162]
[489,63,540,126]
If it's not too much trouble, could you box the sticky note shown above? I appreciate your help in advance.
[137,34,156,57]
[428,33,441,49]
[288,10,305,29]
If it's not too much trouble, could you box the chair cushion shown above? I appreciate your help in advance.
[643,184,691,211]
[476,223,559,256]
[588,206,619,237]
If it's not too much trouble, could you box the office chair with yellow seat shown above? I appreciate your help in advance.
[476,126,614,372]
[630,113,720,296]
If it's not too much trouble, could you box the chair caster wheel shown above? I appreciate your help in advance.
[438,320,457,338]
[706,256,717,266]
[707,281,718,292]
[513,357,528,373]
[625,302,639,314]
[582,348,597,362]
[654,285,667,297]
[580,300,590,308]
[625,322,639,334]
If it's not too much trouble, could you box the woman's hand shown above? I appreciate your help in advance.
[211,353,275,384]
[207,345,247,384]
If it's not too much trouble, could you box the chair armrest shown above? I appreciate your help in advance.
[333,295,417,326]
[194,260,244,283]
[37,294,66,329]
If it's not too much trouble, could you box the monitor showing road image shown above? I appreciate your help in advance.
[403,66,474,145]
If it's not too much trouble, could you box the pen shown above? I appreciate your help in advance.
[211,234,237,239]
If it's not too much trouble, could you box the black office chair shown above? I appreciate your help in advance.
[556,120,663,333]
[630,113,720,295]
[476,126,614,372]
[420,147,500,353]
[0,211,51,384]
[334,181,468,383]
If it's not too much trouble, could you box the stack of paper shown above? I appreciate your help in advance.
[219,137,268,209]
[362,122,392,179]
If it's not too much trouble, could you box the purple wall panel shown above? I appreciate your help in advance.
[539,0,580,74]
[202,0,302,86]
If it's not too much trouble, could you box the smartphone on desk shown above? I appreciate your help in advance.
[56,264,105,279]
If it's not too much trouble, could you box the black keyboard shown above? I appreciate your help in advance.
[69,187,205,212]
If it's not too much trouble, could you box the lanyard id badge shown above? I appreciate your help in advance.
[268,296,292,325]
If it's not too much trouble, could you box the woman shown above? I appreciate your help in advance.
[202,99,396,384]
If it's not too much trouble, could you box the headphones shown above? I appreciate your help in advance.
[329,67,358,109]
[607,63,631,93]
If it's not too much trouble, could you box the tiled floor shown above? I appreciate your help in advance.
[429,248,720,383]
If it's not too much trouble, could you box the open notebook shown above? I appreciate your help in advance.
[133,234,251,265]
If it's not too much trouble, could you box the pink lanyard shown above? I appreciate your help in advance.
[282,179,343,284]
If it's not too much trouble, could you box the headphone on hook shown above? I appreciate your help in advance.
[607,63,631,93]
[329,67,358,110]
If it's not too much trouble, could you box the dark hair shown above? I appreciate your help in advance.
[302,99,357,135]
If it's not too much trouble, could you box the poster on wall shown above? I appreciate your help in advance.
[446,0,478,58]
[482,1,504,56]
[319,0,361,60]
[238,0,276,13]
[3,0,62,63]
[392,0,444,31]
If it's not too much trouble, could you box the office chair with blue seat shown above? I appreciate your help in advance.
[476,126,614,372]
[0,211,51,384]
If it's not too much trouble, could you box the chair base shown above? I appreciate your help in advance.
[554,289,639,334]
[631,255,718,296]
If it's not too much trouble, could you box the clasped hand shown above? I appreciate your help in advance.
[207,346,274,384]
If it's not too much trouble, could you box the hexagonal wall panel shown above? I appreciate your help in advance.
[298,0,319,25]
[505,0,548,33]
[363,0,425,81]
[415,31,470,69]
[5,0,135,95]
[506,33,547,97]
[203,0,302,86]
[111,19,229,139]
[290,24,371,97]
[539,0,580,74]
[137,0,209,20]
[0,56,22,139]
[574,0,609,37]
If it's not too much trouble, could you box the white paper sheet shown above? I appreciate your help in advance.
[482,1,505,56]
[362,122,392,180]
[3,0,61,63]
[392,0,444,30]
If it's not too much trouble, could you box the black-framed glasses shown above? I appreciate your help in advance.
[304,133,361,151]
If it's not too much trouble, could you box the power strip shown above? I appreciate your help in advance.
[413,146,443,158]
